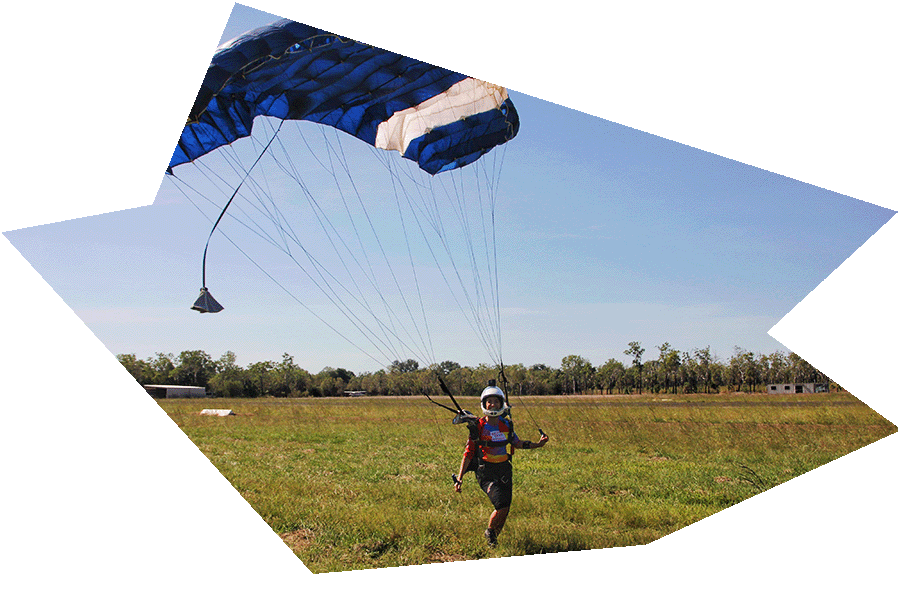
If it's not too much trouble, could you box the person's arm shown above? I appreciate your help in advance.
[512,431,549,449]
[455,438,476,492]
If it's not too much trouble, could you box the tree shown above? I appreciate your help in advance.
[656,342,681,394]
[624,341,645,394]
[172,350,217,387]
[209,351,246,397]
[390,359,420,374]
[765,350,788,384]
[561,354,594,394]
[641,359,660,393]
[111,343,829,399]
[246,360,275,396]
[597,358,626,395]
[680,350,698,394]
[435,360,461,377]
[312,366,353,396]
[525,364,557,395]
[692,346,715,393]
[356,369,389,396]
[270,354,313,397]
[729,347,759,392]
[117,353,151,385]
[787,352,820,383]
[150,353,176,384]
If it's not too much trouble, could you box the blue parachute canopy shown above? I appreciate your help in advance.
[169,19,519,175]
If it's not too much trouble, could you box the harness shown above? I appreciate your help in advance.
[464,417,515,474]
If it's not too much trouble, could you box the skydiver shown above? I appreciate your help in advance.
[453,384,549,547]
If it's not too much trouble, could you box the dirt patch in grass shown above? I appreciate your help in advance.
[280,528,314,552]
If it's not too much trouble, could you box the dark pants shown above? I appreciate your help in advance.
[476,460,513,510]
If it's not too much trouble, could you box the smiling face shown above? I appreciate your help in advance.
[484,395,503,412]
[481,392,507,418]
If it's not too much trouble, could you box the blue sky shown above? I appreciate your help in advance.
[1,3,896,595]
[3,4,892,374]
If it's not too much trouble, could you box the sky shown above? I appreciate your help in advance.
[3,3,892,375]
[2,2,896,596]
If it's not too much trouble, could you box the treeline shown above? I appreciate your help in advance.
[117,341,835,398]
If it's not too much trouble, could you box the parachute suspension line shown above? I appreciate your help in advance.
[489,148,509,366]
[369,152,462,358]
[327,128,437,365]
[452,148,507,368]
[421,170,495,357]
[311,141,509,371]
[312,126,425,363]
[433,165,502,364]
[379,153,501,366]
[179,135,506,368]
[444,168,493,349]
[391,151,504,366]
[174,130,417,367]
[197,121,284,291]
[173,154,369,306]
[499,361,545,437]
[472,159,503,364]
[168,166,293,259]
[243,123,301,258]
[270,129,434,365]
[268,123,399,339]
[247,122,437,367]
[315,127,433,365]
[173,152,293,256]
[191,126,296,253]
[470,163,495,348]
[382,154,437,365]
[168,170,392,367]
[457,165,502,360]
[281,126,407,361]
[458,148,508,368]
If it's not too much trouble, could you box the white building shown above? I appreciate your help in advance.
[767,383,829,394]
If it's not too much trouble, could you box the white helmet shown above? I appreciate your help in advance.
[480,385,509,417]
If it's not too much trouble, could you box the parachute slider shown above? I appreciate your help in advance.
[452,410,478,425]
[191,287,224,313]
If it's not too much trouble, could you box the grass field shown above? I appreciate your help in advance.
[159,391,895,573]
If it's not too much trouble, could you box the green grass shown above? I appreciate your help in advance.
[159,392,895,572]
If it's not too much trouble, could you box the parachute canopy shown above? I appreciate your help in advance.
[169,19,520,175]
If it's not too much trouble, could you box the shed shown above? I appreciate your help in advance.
[767,383,829,394]
[144,384,207,398]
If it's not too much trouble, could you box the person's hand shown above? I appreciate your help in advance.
[453,475,463,493]
[537,432,549,447]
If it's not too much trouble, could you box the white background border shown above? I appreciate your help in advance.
[2,2,894,595]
